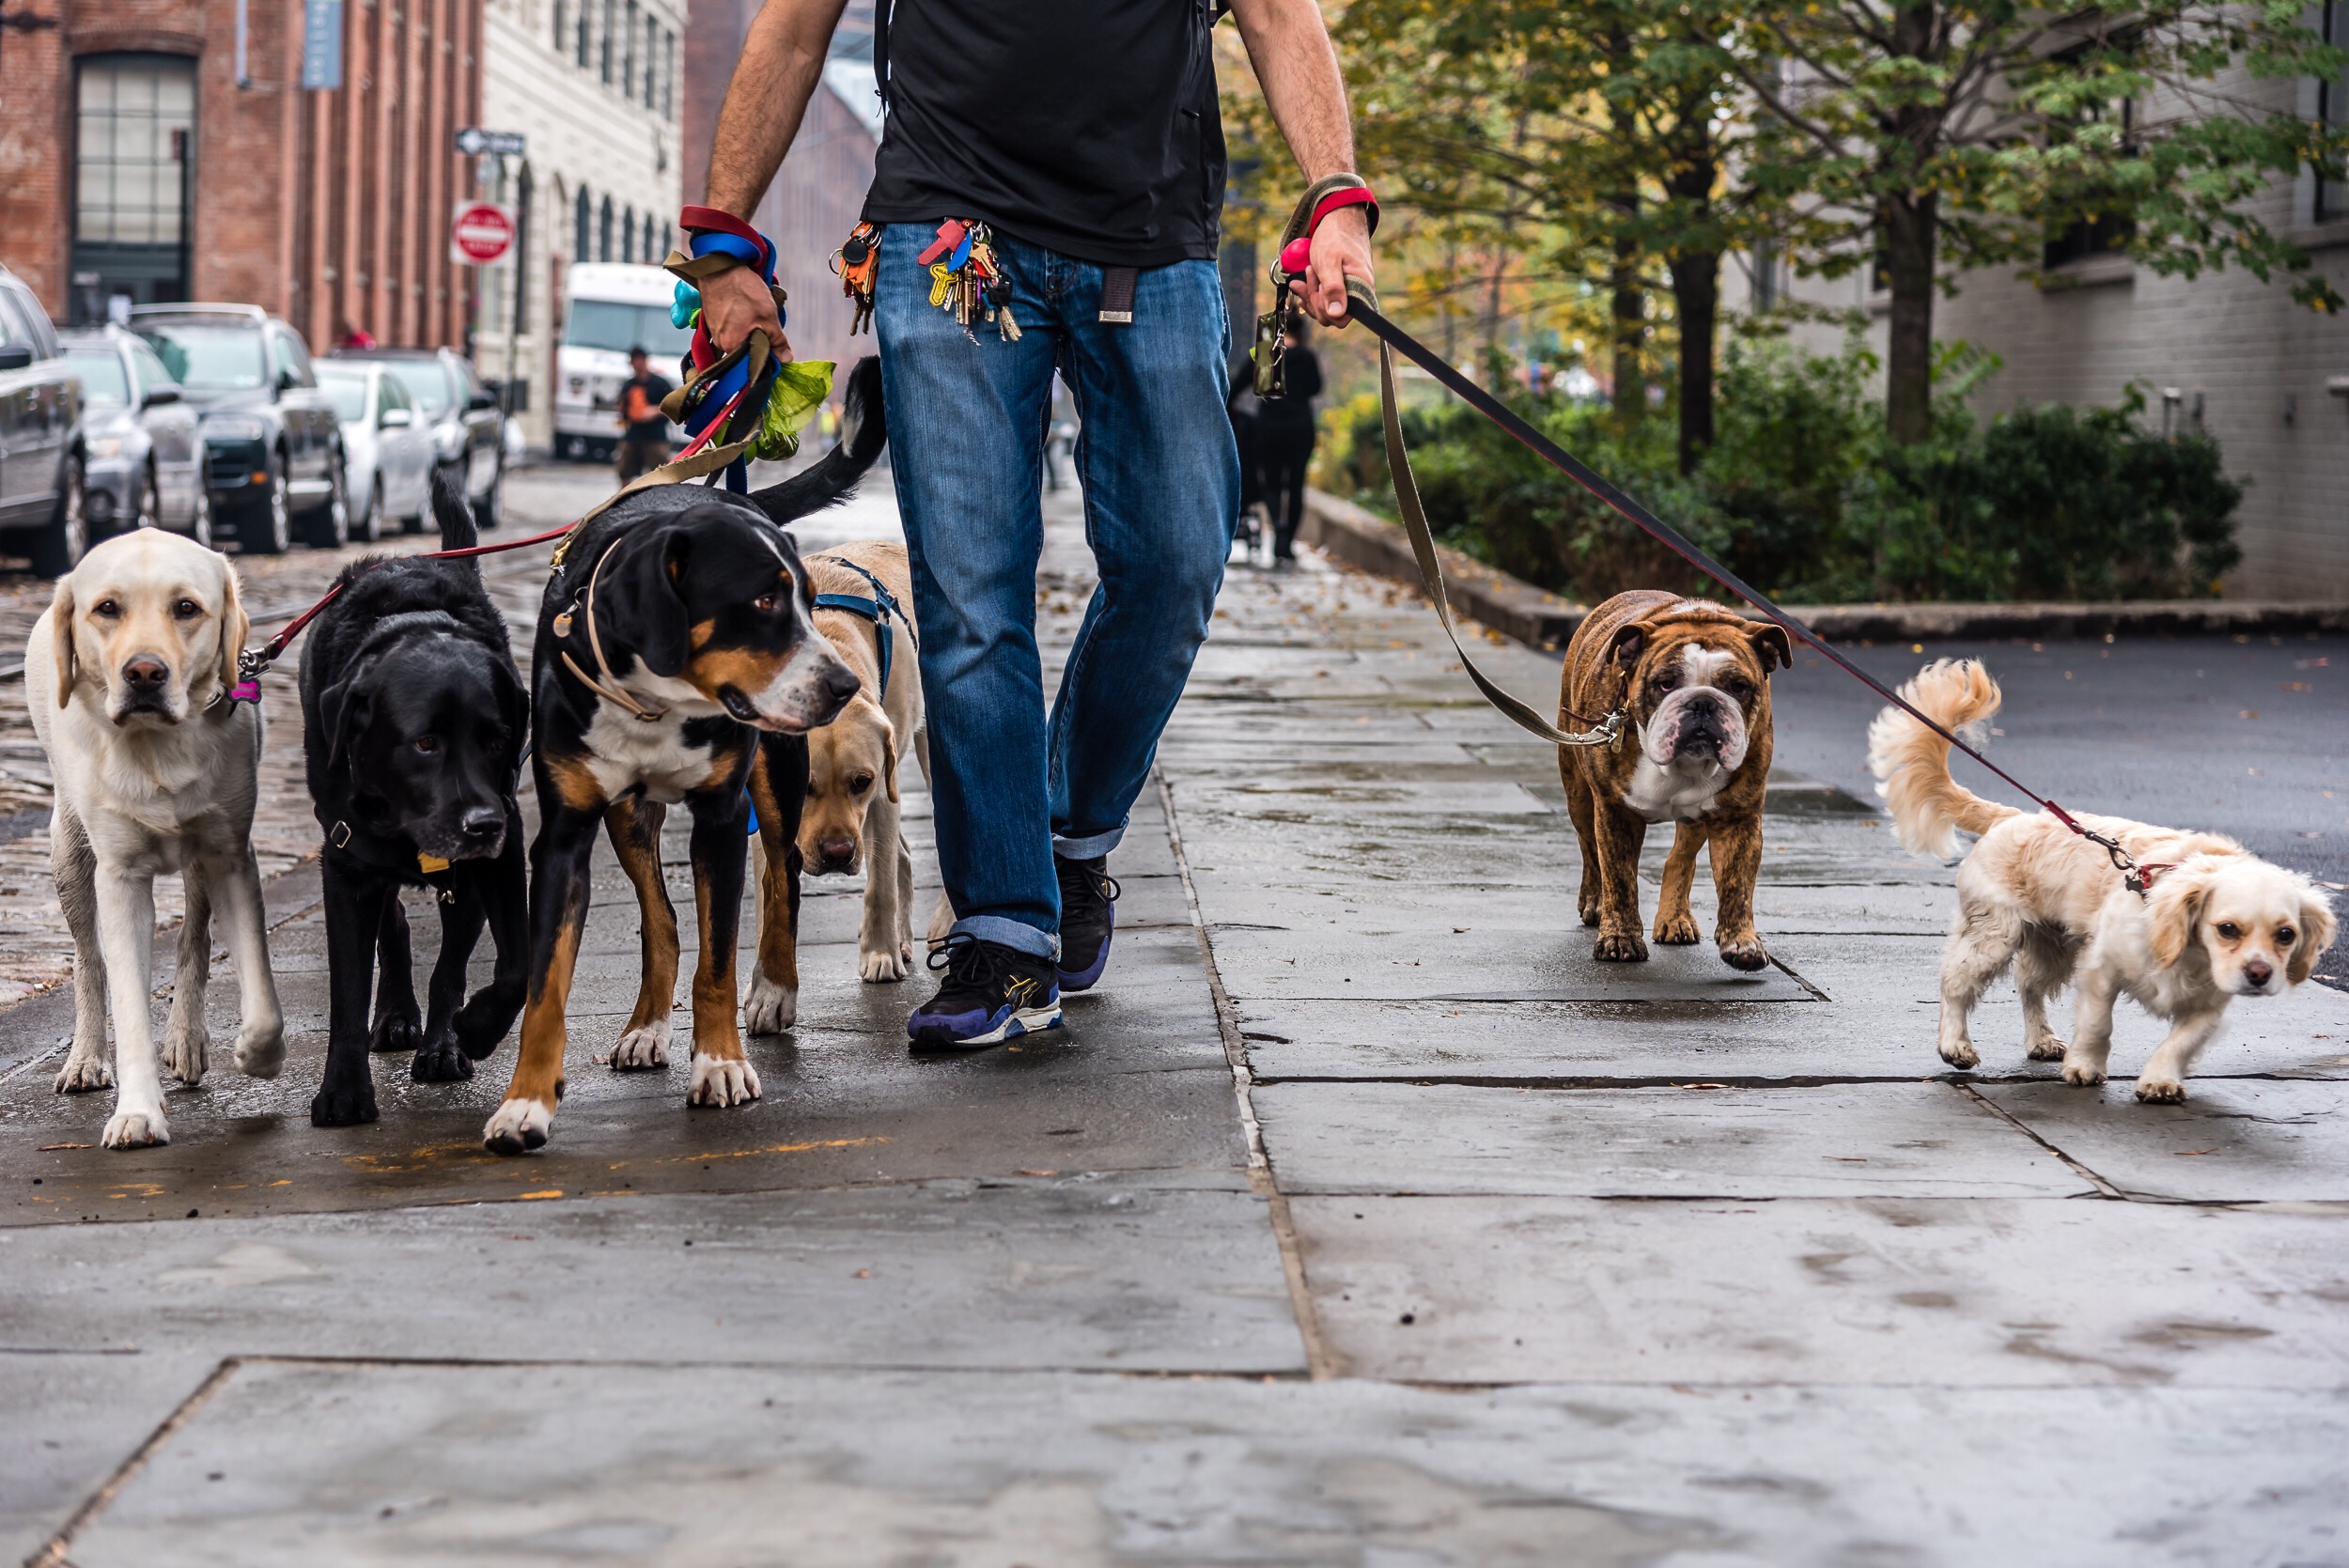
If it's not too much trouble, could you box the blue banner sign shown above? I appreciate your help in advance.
[303,0,343,90]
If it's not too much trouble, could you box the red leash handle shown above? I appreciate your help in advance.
[1275,183,1379,278]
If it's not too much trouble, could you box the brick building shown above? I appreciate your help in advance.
[0,0,485,354]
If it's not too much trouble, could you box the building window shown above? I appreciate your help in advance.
[599,195,614,262]
[575,0,590,69]
[623,1,638,101]
[644,14,658,108]
[662,28,675,117]
[553,0,566,55]
[575,185,591,261]
[622,207,636,264]
[599,0,614,84]
[71,54,196,324]
[2042,79,2135,267]
[2321,1,2349,220]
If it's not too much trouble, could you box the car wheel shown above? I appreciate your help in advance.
[132,462,161,533]
[186,479,214,550]
[476,462,503,530]
[353,474,383,543]
[31,456,89,578]
[241,458,293,555]
[308,457,350,550]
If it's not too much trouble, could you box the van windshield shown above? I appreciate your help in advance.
[566,300,693,357]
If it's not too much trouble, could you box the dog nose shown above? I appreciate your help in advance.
[821,664,862,708]
[818,834,858,864]
[122,656,169,692]
[460,805,505,841]
[2244,958,2275,987]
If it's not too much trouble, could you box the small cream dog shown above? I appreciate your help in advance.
[1870,659,2335,1103]
[790,541,949,980]
[26,530,285,1147]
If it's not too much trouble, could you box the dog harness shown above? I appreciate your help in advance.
[552,536,670,723]
[811,557,916,701]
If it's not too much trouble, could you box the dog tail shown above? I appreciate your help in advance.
[429,466,479,554]
[747,355,888,528]
[1867,658,2020,858]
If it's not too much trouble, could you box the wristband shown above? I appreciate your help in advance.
[1275,179,1379,279]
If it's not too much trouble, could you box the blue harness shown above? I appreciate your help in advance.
[810,557,914,700]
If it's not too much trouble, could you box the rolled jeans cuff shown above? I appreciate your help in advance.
[1051,825,1125,860]
[953,914,1060,962]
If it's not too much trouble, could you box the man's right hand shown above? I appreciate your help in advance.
[698,264,794,362]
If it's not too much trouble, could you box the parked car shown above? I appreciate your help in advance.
[315,361,432,541]
[131,303,349,553]
[329,347,504,528]
[0,265,88,576]
[60,326,212,547]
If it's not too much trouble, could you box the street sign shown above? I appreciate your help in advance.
[450,202,517,266]
[455,127,527,158]
[302,0,343,89]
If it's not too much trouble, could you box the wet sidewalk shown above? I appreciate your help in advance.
[4,464,2347,1564]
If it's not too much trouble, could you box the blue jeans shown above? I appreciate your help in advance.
[873,225,1239,959]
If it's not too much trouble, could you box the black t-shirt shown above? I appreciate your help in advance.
[863,0,1225,268]
[622,372,675,442]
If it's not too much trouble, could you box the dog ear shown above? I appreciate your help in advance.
[490,656,530,786]
[1749,621,1794,674]
[875,703,901,804]
[596,526,692,678]
[216,562,250,699]
[2290,884,2339,986]
[1610,623,1644,669]
[49,578,76,709]
[319,663,375,781]
[2149,861,2215,970]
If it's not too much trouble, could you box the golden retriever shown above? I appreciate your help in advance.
[1869,658,2335,1102]
[25,530,285,1147]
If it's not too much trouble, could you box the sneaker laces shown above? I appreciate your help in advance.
[1058,859,1121,907]
[927,932,1009,988]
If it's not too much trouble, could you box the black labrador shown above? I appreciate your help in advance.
[300,470,529,1126]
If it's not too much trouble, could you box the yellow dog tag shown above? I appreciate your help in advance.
[417,853,451,875]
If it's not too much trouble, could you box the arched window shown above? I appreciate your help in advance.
[622,207,636,264]
[552,0,567,54]
[574,185,591,262]
[598,195,613,263]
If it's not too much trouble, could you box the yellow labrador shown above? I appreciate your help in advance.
[25,530,285,1148]
[790,542,950,980]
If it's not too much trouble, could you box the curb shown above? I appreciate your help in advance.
[1299,489,2349,647]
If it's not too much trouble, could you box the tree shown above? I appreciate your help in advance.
[1737,0,2349,443]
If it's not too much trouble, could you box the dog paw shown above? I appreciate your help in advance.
[859,944,910,983]
[2027,1030,2069,1063]
[1937,1039,1981,1070]
[1718,938,1768,972]
[310,1077,380,1128]
[599,1019,671,1071]
[54,1052,113,1094]
[742,972,797,1034]
[369,1012,423,1055]
[234,1026,285,1080]
[1654,911,1702,946]
[687,1054,762,1108]
[161,1018,210,1086]
[2135,1075,2188,1105]
[1579,903,1600,929]
[101,1107,169,1149]
[2061,1059,2107,1087]
[482,1096,552,1155]
[1592,932,1648,963]
[410,1030,474,1083]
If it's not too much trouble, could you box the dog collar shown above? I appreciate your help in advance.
[811,558,914,701]
[556,537,670,722]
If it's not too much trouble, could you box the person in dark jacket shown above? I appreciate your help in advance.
[1254,321,1321,563]
[1226,361,1264,559]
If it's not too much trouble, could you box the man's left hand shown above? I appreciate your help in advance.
[1291,207,1374,328]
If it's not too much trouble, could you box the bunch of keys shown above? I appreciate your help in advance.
[916,219,1022,343]
[1252,264,1301,398]
[834,222,880,336]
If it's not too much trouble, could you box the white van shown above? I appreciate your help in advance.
[554,263,694,461]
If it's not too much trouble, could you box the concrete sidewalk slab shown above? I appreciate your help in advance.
[1294,1195,2349,1387]
[1254,1080,2092,1198]
[1978,1078,2349,1200]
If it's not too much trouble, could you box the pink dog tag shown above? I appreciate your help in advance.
[228,680,261,704]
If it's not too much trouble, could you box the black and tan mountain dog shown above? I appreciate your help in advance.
[301,470,530,1126]
[481,357,882,1155]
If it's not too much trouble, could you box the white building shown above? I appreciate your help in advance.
[474,0,688,453]
[1747,62,2349,600]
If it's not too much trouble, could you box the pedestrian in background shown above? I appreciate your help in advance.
[614,345,675,484]
[1254,319,1321,564]
[1227,361,1264,558]
[696,0,1376,1048]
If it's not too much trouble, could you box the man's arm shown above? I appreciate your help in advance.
[698,0,852,356]
[1228,0,1374,328]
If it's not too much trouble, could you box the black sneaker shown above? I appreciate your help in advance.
[907,935,1063,1049]
[1055,853,1121,992]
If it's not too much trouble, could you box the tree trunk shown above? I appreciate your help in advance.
[1668,250,1719,475]
[1610,230,1644,423]
[1881,190,1938,445]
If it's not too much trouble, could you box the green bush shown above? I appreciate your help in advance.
[1327,337,2242,604]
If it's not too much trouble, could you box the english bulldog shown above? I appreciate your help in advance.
[1557,590,1790,970]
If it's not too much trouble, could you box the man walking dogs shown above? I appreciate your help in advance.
[699,0,1372,1048]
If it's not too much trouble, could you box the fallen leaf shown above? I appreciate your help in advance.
[2174,1148,2218,1157]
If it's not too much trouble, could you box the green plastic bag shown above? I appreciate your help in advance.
[752,359,837,462]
